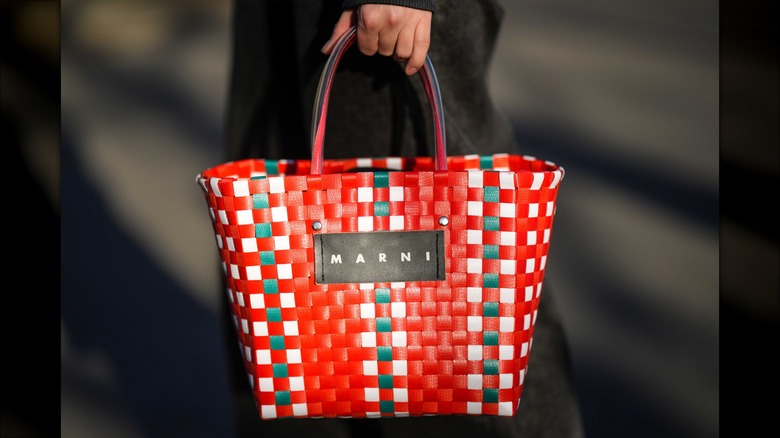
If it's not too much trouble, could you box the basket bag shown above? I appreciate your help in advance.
[196,27,565,420]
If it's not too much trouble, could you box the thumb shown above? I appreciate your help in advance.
[321,10,356,54]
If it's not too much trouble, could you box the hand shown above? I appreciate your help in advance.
[321,5,433,76]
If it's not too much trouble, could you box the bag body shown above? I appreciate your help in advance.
[196,27,564,420]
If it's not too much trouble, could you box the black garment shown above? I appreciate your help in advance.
[223,1,586,437]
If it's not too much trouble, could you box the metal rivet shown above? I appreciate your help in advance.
[438,216,449,226]
[312,221,322,231]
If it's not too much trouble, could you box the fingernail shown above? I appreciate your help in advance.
[406,67,417,75]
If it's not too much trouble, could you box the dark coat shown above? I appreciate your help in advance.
[225,1,585,437]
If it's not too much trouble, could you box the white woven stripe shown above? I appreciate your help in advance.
[357,158,372,168]
[391,302,406,317]
[268,176,285,193]
[500,288,515,303]
[259,377,274,391]
[467,258,482,273]
[261,406,277,419]
[266,287,287,313]
[230,264,240,279]
[526,231,537,245]
[358,216,373,231]
[360,303,375,318]
[525,259,535,274]
[499,203,514,217]
[500,260,515,274]
[540,256,547,270]
[358,187,373,202]
[283,321,298,335]
[499,172,514,189]
[498,402,514,416]
[386,157,402,169]
[241,318,249,334]
[543,229,551,243]
[524,286,534,302]
[234,291,242,306]
[361,332,377,347]
[293,404,308,416]
[467,374,482,389]
[499,317,514,332]
[467,201,483,216]
[550,170,562,188]
[468,346,482,360]
[393,388,409,402]
[256,349,271,364]
[249,294,264,309]
[530,173,544,190]
[274,236,290,250]
[363,360,378,375]
[227,237,236,251]
[389,187,403,201]
[218,210,229,225]
[241,238,257,252]
[528,203,539,218]
[277,264,292,279]
[209,179,222,196]
[499,345,513,360]
[365,388,380,401]
[233,180,249,196]
[520,342,529,357]
[468,172,484,188]
[468,316,482,331]
[467,287,482,302]
[499,373,513,389]
[392,360,407,375]
[287,349,302,364]
[546,201,555,216]
[253,321,268,335]
[523,314,531,330]
[390,216,404,230]
[271,206,288,222]
[392,331,407,346]
[467,230,482,244]
[237,210,254,224]
[500,231,516,245]
[467,402,482,415]
[246,265,262,280]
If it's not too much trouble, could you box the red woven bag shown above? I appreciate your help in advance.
[196,26,565,420]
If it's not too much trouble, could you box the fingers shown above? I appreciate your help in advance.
[404,20,430,75]
[351,5,433,75]
[321,10,356,54]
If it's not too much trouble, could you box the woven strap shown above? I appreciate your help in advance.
[310,26,447,175]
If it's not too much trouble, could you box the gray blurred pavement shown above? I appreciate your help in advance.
[55,0,730,437]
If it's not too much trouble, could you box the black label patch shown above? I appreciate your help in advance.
[314,231,445,284]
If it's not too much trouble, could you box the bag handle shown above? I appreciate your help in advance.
[310,26,448,175]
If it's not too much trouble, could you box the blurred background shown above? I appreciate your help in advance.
[3,0,777,436]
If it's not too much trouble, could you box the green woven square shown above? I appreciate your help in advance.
[483,245,499,260]
[380,400,395,413]
[265,160,279,175]
[275,391,291,405]
[260,251,275,265]
[373,202,389,216]
[375,288,391,303]
[483,302,499,317]
[483,388,499,403]
[484,186,499,203]
[379,374,394,389]
[377,346,392,361]
[484,216,499,231]
[266,308,282,322]
[374,172,389,188]
[483,331,499,346]
[483,274,499,288]
[376,317,391,333]
[480,156,494,169]
[270,335,285,350]
[483,359,499,375]
[273,363,288,378]
[253,193,269,209]
[256,223,272,238]
[263,279,278,293]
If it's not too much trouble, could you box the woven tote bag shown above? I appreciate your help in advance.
[196,26,565,420]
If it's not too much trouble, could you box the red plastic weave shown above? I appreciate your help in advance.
[196,153,564,419]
